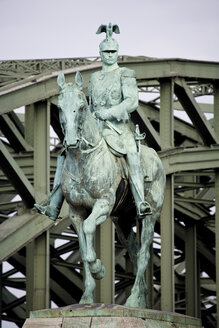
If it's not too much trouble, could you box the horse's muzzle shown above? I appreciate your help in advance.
[64,139,80,149]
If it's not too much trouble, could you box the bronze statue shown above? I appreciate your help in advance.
[34,24,166,308]
[89,23,152,218]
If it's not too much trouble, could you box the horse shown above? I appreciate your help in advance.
[56,71,166,308]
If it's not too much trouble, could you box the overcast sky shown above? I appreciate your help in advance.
[0,1,218,327]
[0,0,219,62]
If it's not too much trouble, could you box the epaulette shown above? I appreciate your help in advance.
[120,67,136,78]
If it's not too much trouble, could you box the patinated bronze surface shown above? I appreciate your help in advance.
[34,24,166,308]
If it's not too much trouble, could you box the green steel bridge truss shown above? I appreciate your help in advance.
[0,56,219,328]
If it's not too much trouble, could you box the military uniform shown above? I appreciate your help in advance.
[89,67,138,152]
[89,66,152,218]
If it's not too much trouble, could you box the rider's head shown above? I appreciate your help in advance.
[99,38,119,66]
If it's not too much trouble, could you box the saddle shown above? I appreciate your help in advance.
[102,128,126,157]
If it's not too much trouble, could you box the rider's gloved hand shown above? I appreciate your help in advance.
[95,109,111,120]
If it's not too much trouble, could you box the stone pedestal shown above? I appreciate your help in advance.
[23,303,202,328]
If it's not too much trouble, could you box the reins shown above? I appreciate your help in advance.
[79,137,103,154]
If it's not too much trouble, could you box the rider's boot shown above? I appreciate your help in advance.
[127,152,152,219]
[34,155,65,221]
[34,203,60,221]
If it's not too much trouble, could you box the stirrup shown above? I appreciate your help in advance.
[137,201,152,219]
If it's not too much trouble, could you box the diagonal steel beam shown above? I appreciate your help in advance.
[139,101,202,144]
[2,296,26,312]
[174,221,215,278]
[175,203,208,221]
[5,251,82,314]
[0,200,69,262]
[0,140,35,206]
[174,78,219,145]
[0,114,32,152]
[134,106,161,150]
[175,196,214,205]
[8,111,25,136]
[0,211,53,262]
[2,287,26,323]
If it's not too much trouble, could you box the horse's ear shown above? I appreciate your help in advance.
[75,71,83,90]
[57,72,65,90]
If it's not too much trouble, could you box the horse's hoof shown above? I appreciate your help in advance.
[124,295,135,308]
[89,259,101,274]
[79,298,93,304]
[89,259,105,280]
[79,295,94,304]
[125,293,146,308]
[125,293,146,309]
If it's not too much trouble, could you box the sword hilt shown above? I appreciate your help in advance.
[135,124,146,141]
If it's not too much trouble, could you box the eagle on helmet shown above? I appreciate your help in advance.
[96,22,120,40]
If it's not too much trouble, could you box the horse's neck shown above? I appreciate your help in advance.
[64,107,102,170]
[81,108,101,147]
[65,109,102,173]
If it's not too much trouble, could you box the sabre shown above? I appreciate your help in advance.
[135,124,146,154]
[105,119,122,135]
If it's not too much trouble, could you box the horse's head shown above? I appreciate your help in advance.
[57,71,88,148]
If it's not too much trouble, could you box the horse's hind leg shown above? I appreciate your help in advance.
[125,217,155,308]
[69,206,96,304]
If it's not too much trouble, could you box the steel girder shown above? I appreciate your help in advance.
[0,57,219,327]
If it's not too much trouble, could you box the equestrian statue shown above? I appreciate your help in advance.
[34,23,166,308]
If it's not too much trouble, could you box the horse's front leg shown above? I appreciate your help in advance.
[69,206,96,304]
[83,198,110,263]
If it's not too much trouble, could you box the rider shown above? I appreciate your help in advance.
[34,23,152,220]
[89,23,151,218]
